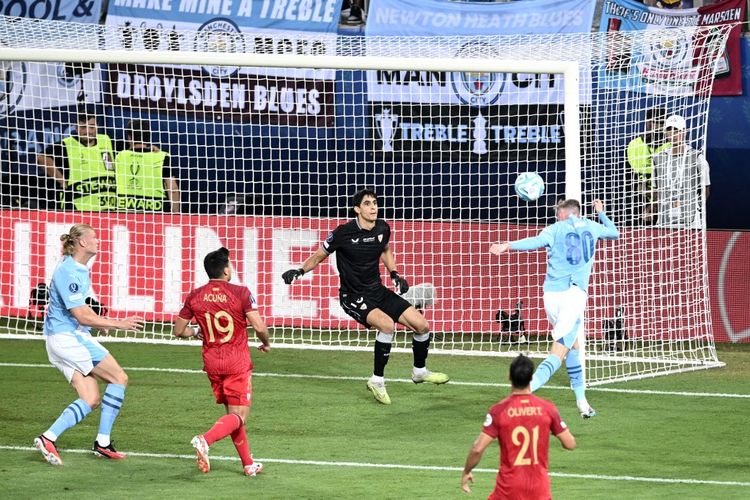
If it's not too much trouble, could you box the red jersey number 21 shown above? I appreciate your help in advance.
[203,311,235,343]
[512,425,539,466]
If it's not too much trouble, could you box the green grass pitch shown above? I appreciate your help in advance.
[0,339,748,499]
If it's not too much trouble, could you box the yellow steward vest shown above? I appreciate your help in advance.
[114,149,168,212]
[63,135,116,211]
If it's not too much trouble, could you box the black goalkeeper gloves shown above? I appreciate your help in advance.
[282,268,305,284]
[390,270,409,294]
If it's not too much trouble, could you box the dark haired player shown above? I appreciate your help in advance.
[282,189,448,405]
[174,247,270,477]
[461,355,576,498]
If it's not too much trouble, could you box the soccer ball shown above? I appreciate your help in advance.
[514,172,545,202]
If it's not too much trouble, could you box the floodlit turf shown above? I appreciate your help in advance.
[0,339,748,499]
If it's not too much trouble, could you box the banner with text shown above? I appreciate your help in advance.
[599,0,745,96]
[2,211,745,342]
[365,0,595,36]
[365,0,595,159]
[0,0,103,23]
[104,0,343,124]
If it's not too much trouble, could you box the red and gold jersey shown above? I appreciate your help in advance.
[179,280,257,375]
[482,393,567,500]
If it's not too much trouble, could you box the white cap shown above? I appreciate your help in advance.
[664,115,686,131]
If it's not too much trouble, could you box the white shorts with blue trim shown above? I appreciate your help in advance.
[44,330,110,383]
[543,286,587,349]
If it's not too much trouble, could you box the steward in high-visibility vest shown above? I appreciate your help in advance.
[37,113,117,211]
[115,119,180,213]
[626,108,671,225]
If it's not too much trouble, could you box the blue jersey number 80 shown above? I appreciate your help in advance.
[565,231,594,265]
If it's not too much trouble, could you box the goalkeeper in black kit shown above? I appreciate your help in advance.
[282,188,448,405]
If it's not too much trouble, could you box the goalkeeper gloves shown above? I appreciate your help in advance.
[390,270,409,294]
[282,268,305,284]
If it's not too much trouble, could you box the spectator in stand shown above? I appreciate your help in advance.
[651,115,711,228]
[341,0,366,24]
[626,107,671,225]
[114,119,180,213]
[37,110,117,211]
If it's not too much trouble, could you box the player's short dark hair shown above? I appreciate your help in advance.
[352,188,377,208]
[556,199,581,214]
[509,354,534,389]
[127,119,151,144]
[76,108,97,124]
[204,247,230,279]
[646,107,667,122]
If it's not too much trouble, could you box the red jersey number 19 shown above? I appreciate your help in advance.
[204,311,235,343]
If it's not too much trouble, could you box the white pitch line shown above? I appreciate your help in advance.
[1,445,748,487]
[0,362,748,399]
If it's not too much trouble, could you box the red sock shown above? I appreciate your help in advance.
[231,424,254,467]
[203,413,242,446]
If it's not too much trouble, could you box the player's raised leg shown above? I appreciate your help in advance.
[398,307,448,385]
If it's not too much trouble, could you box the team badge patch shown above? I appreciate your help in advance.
[69,283,79,293]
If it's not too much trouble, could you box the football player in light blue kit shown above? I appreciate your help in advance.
[34,224,143,465]
[490,199,619,418]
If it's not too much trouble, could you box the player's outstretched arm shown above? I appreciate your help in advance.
[381,245,409,293]
[592,199,620,240]
[556,428,577,450]
[282,248,329,284]
[70,305,143,331]
[461,432,494,494]
[247,311,271,352]
[173,316,200,339]
[489,242,511,256]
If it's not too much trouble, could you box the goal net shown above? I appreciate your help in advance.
[0,17,729,385]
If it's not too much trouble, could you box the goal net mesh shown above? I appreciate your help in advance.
[0,17,729,384]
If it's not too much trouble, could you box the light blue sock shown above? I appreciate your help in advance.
[98,384,126,443]
[530,355,562,392]
[46,399,92,440]
[566,349,587,402]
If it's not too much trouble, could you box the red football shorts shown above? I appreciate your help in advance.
[207,370,253,406]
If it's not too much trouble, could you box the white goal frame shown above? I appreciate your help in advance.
[0,21,727,387]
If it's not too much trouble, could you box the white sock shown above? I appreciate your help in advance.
[96,433,110,447]
[412,367,428,377]
[370,375,384,385]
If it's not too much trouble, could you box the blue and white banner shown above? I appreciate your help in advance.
[365,0,594,159]
[0,62,102,119]
[108,0,342,32]
[104,0,343,125]
[599,0,745,96]
[0,0,104,23]
[365,0,595,37]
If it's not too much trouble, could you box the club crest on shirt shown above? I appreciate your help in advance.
[378,234,383,242]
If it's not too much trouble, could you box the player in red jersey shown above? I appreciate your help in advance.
[461,355,576,499]
[173,247,270,477]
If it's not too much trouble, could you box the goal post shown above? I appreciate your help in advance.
[0,17,730,385]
